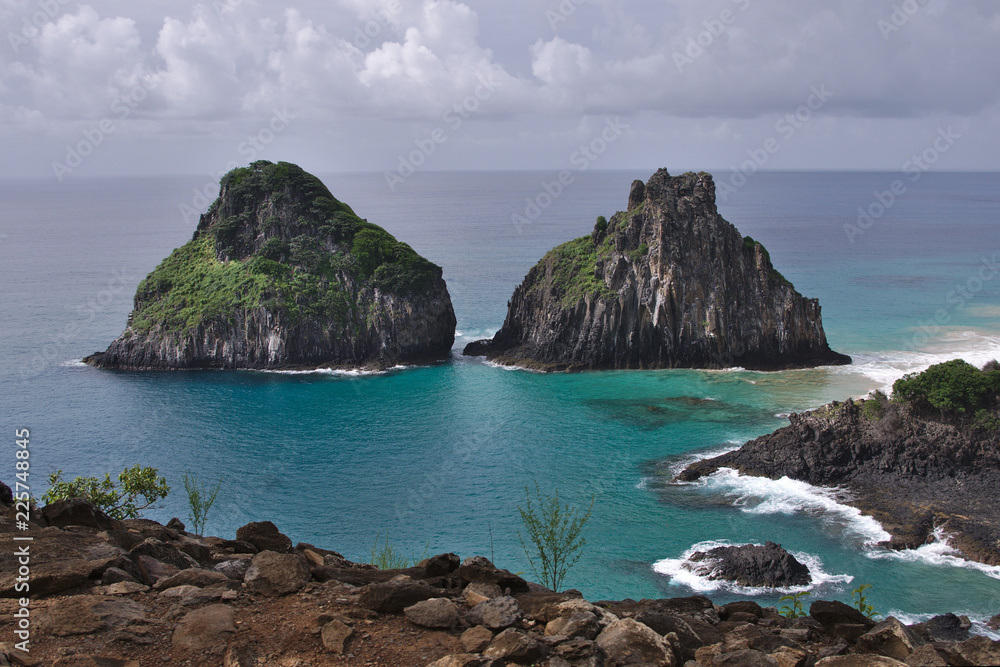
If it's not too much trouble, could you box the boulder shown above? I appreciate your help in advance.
[235,521,293,554]
[215,558,252,580]
[722,624,766,652]
[724,601,764,619]
[94,581,148,595]
[461,625,494,653]
[903,644,949,667]
[134,555,179,584]
[988,613,1000,630]
[101,567,139,586]
[467,595,524,630]
[358,579,441,613]
[41,499,120,531]
[545,611,601,640]
[456,556,529,592]
[814,656,908,666]
[172,604,236,654]
[951,635,1000,666]
[911,613,970,643]
[154,568,230,591]
[404,598,460,629]
[596,618,676,666]
[857,617,924,661]
[128,539,198,571]
[0,480,12,505]
[687,542,811,588]
[464,582,503,607]
[41,595,146,636]
[810,600,872,627]
[243,551,310,596]
[427,656,503,667]
[425,552,461,577]
[633,611,705,661]
[321,619,354,654]
[483,628,544,664]
[714,649,779,667]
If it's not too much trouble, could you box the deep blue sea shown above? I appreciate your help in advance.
[2,170,999,630]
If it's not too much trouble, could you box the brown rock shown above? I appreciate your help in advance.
[320,619,354,654]
[244,551,310,596]
[770,646,810,667]
[951,635,1000,666]
[172,604,236,654]
[41,596,146,636]
[128,538,198,571]
[456,556,529,592]
[596,617,676,666]
[810,600,872,627]
[814,656,908,666]
[724,601,764,618]
[41,499,121,532]
[425,552,461,577]
[404,597,460,629]
[696,643,724,665]
[134,555,179,584]
[426,655,502,667]
[461,625,494,653]
[467,595,524,630]
[714,649,779,667]
[857,617,925,660]
[235,521,293,554]
[722,623,766,652]
[464,581,503,607]
[545,611,601,640]
[52,657,139,667]
[223,641,258,667]
[829,623,870,643]
[483,628,544,664]
[358,579,441,613]
[153,568,230,591]
[903,644,948,667]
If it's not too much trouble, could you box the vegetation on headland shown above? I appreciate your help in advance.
[42,465,169,520]
[130,161,441,335]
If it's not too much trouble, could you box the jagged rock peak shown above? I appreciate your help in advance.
[464,168,850,371]
[85,160,456,371]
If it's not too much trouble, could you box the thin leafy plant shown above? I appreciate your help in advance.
[778,591,811,618]
[369,531,412,570]
[516,482,594,592]
[42,465,169,520]
[852,584,880,620]
[182,473,222,536]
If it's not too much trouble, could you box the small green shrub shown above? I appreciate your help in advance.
[517,483,594,592]
[852,584,880,620]
[368,531,427,570]
[778,591,811,618]
[43,465,169,520]
[182,474,221,536]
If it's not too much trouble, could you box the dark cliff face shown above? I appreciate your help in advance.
[464,169,850,371]
[85,161,456,370]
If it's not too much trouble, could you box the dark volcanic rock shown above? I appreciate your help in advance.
[679,395,1000,566]
[463,168,849,371]
[41,499,121,532]
[809,601,872,628]
[685,542,811,588]
[84,160,456,371]
[236,521,293,554]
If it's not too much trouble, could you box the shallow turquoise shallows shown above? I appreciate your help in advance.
[2,171,999,630]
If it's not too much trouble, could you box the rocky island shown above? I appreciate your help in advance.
[464,169,850,371]
[680,360,1000,566]
[84,161,456,371]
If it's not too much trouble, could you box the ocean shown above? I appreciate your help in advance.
[2,170,999,630]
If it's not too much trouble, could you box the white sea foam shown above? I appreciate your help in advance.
[62,359,87,368]
[652,539,853,595]
[261,364,412,377]
[833,330,1000,393]
[694,468,891,546]
[866,527,1000,581]
[667,442,743,478]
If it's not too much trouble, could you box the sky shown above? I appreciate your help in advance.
[0,0,998,180]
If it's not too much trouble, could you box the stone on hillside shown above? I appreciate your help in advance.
[215,558,252,580]
[235,521,293,554]
[172,604,236,654]
[243,551,310,596]
[714,649,779,667]
[467,595,523,630]
[358,579,440,613]
[129,539,198,571]
[912,613,970,643]
[456,556,529,592]
[41,499,120,531]
[41,595,146,636]
[633,611,705,661]
[545,611,600,640]
[951,635,1000,666]
[814,656,909,666]
[52,657,139,667]
[461,625,494,653]
[810,600,872,627]
[425,552,461,577]
[427,656,503,667]
[321,619,354,654]
[101,566,138,585]
[404,598,460,629]
[483,628,544,664]
[857,617,924,661]
[153,568,230,591]
[596,618,676,666]
[464,581,503,607]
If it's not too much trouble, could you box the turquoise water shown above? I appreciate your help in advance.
[2,171,999,628]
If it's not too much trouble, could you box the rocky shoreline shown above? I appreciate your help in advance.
[678,396,1000,567]
[2,497,998,667]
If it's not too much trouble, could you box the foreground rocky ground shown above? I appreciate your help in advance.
[1,499,998,667]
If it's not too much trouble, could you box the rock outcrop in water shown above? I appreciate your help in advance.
[680,361,1000,565]
[85,161,456,370]
[464,169,850,371]
[686,542,812,589]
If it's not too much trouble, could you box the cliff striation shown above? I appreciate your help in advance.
[85,161,456,370]
[464,169,850,371]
